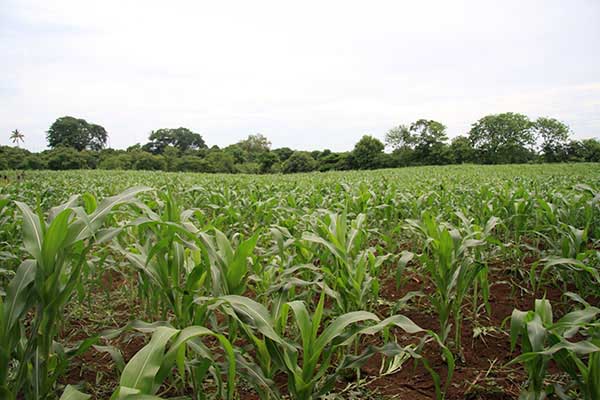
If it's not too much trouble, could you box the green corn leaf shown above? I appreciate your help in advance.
[226,232,259,294]
[77,186,151,241]
[119,326,178,394]
[313,311,379,357]
[554,307,600,338]
[155,325,236,400]
[59,385,91,400]
[93,345,126,372]
[287,301,313,359]
[526,316,547,352]
[218,295,288,346]
[41,208,72,270]
[510,309,530,351]
[2,260,36,335]
[214,229,234,262]
[14,201,44,261]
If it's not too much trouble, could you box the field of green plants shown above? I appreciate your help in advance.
[0,164,599,400]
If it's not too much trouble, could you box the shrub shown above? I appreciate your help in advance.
[282,151,317,173]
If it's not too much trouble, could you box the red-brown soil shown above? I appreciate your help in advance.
[60,266,591,399]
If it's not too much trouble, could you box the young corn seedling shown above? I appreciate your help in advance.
[121,190,258,327]
[123,191,210,326]
[208,293,454,400]
[60,325,236,400]
[197,228,259,297]
[510,298,600,400]
[302,212,387,313]
[404,213,490,355]
[0,187,149,400]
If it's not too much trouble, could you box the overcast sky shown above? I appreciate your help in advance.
[1,1,599,152]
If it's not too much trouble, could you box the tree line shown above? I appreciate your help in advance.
[2,113,599,173]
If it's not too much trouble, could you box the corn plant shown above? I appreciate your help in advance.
[510,298,600,400]
[206,293,454,400]
[197,228,259,297]
[0,187,149,399]
[60,325,236,400]
[0,196,19,270]
[404,213,492,353]
[122,192,209,326]
[530,223,600,295]
[121,189,258,326]
[302,212,387,312]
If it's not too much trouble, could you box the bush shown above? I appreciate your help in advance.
[133,152,167,171]
[174,156,212,173]
[45,147,90,170]
[235,162,260,174]
[205,151,236,173]
[282,151,317,173]
[98,154,134,170]
[0,146,31,169]
[24,154,46,170]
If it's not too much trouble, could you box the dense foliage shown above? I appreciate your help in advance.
[4,113,599,174]
[47,116,108,151]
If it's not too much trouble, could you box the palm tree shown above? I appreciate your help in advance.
[10,129,24,147]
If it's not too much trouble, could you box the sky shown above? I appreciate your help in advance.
[1,0,599,152]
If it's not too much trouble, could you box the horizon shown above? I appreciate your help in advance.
[2,1,599,152]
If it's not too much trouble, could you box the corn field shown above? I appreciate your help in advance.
[0,163,599,400]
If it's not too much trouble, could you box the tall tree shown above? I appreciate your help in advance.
[10,129,24,147]
[238,133,271,153]
[352,135,385,169]
[258,151,279,173]
[410,119,449,164]
[282,151,316,173]
[385,125,415,151]
[272,147,294,162]
[468,113,535,164]
[143,127,206,154]
[237,133,271,162]
[533,117,571,162]
[449,135,475,164]
[47,116,107,151]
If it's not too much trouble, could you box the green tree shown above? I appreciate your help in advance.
[0,146,30,169]
[24,153,46,170]
[47,116,107,151]
[45,147,91,170]
[237,133,271,162]
[205,150,236,173]
[570,139,600,162]
[318,152,343,171]
[449,136,475,164]
[133,152,166,170]
[10,129,24,147]
[282,151,317,173]
[410,119,449,165]
[258,151,279,173]
[238,133,271,152]
[389,147,415,167]
[144,127,206,154]
[272,147,294,162]
[98,154,132,170]
[174,156,212,172]
[534,117,571,162]
[162,145,180,171]
[468,113,535,164]
[224,144,248,163]
[351,135,385,169]
[385,124,415,151]
[126,143,142,152]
